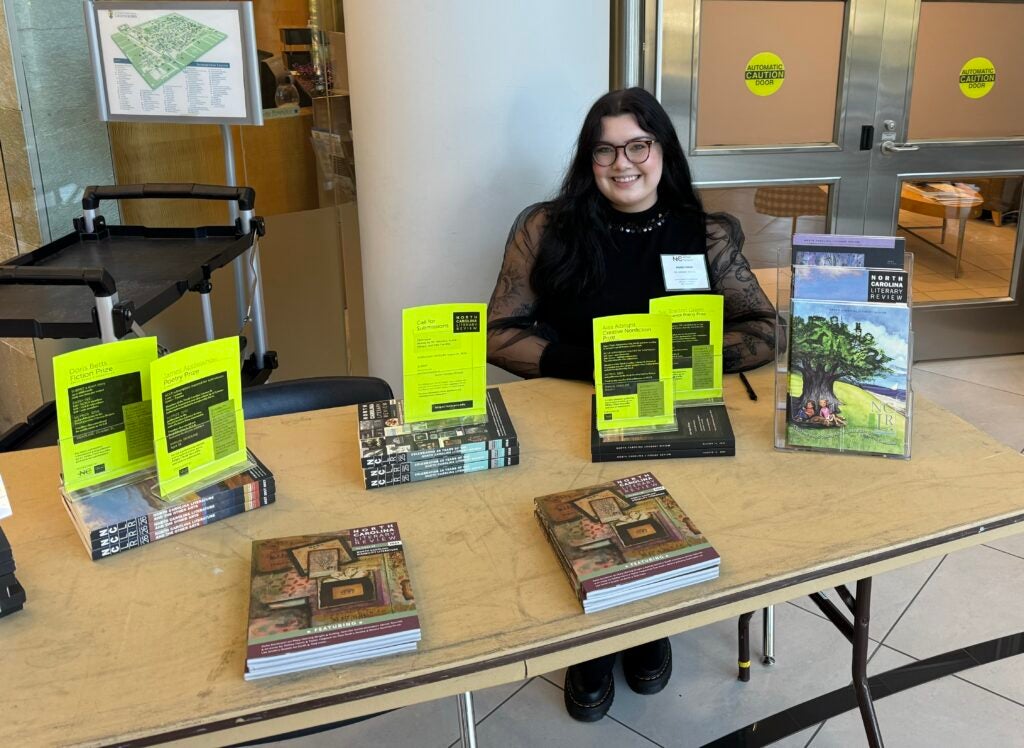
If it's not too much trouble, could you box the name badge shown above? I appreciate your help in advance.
[660,254,710,292]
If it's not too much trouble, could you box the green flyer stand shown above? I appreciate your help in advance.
[151,337,248,498]
[54,337,159,494]
[402,303,488,423]
[593,313,674,432]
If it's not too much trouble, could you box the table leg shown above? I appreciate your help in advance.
[762,605,776,665]
[737,612,755,681]
[456,691,478,748]
[955,212,969,278]
[853,578,884,748]
[940,217,946,244]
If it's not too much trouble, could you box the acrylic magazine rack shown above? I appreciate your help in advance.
[773,239,914,460]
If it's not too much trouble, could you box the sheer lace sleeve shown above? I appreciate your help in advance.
[706,212,777,373]
[487,205,551,378]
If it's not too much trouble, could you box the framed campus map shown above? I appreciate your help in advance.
[84,1,263,125]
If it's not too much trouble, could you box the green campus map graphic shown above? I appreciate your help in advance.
[111,13,227,89]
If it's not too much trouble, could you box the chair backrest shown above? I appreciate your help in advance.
[241,376,393,420]
[0,376,393,453]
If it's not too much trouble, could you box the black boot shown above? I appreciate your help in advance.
[563,653,616,722]
[622,638,672,695]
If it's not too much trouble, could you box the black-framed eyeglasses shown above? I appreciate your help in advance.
[591,140,656,167]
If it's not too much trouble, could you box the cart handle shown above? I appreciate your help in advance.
[0,267,117,297]
[81,184,256,213]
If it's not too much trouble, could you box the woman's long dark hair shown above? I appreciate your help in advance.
[531,87,705,298]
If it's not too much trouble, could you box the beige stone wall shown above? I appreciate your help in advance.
[0,4,43,436]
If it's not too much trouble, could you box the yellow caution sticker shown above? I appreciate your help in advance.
[959,57,995,99]
[745,52,786,96]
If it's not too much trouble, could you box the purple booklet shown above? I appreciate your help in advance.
[792,233,905,269]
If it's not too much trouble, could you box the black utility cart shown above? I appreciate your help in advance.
[0,183,277,450]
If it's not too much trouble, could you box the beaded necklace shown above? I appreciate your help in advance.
[608,210,668,234]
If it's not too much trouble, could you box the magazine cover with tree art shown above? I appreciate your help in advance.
[246,524,418,661]
[787,300,910,456]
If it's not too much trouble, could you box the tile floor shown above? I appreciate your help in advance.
[268,354,1024,748]
[898,210,1016,302]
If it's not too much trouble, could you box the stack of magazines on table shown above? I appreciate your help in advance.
[358,387,519,489]
[244,523,420,680]
[535,472,720,613]
[61,450,275,560]
[590,396,735,462]
[0,525,25,618]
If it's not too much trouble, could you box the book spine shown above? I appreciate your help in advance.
[591,447,734,462]
[87,468,275,542]
[360,438,518,468]
[365,460,488,483]
[364,455,520,490]
[364,448,520,476]
[88,477,275,547]
[91,481,274,558]
[92,478,274,550]
[593,438,733,456]
[580,546,721,595]
[91,481,273,554]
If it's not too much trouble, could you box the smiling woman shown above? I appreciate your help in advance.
[486,87,776,382]
[591,115,663,213]
[485,86,777,723]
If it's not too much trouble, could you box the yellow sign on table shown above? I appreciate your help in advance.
[593,313,674,432]
[402,303,487,423]
[151,337,247,498]
[54,337,158,493]
[649,295,724,404]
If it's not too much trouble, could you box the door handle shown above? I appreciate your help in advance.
[880,141,920,154]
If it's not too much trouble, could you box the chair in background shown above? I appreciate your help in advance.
[0,376,394,452]
[972,176,1022,227]
[241,376,393,419]
[753,185,829,235]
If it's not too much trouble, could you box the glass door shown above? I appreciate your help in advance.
[658,0,1024,359]
[661,0,880,275]
[866,0,1024,358]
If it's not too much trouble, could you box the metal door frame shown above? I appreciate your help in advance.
[866,0,1024,359]
[643,0,1024,359]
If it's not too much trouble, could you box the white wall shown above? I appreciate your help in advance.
[345,1,609,394]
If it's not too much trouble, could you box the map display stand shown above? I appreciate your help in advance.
[773,239,914,460]
[85,1,263,127]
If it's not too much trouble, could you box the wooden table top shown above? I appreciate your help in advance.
[900,183,984,219]
[3,369,1024,747]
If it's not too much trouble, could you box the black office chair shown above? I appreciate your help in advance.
[0,376,394,452]
[241,376,393,419]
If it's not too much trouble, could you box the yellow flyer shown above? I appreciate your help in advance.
[151,337,247,497]
[54,337,158,493]
[593,314,674,431]
[649,295,724,403]
[402,303,487,423]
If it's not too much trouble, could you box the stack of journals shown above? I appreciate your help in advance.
[590,396,735,462]
[245,523,420,680]
[0,526,24,618]
[358,387,519,489]
[534,472,720,613]
[62,451,275,560]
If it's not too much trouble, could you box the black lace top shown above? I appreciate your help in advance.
[487,200,776,380]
